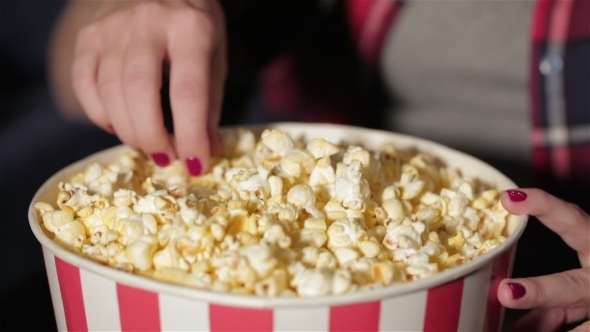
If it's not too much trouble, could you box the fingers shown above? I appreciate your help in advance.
[498,267,590,309]
[123,27,175,166]
[500,189,590,264]
[71,27,109,131]
[98,50,139,148]
[93,15,141,149]
[510,307,590,332]
[72,1,225,174]
[167,11,216,175]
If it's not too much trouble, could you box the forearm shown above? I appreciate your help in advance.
[48,1,102,120]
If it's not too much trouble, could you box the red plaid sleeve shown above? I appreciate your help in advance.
[345,0,403,67]
[529,0,590,186]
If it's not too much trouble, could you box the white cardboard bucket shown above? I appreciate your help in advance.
[29,123,527,332]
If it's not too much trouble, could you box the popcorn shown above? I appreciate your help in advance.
[306,138,339,159]
[332,269,353,294]
[54,220,85,249]
[124,235,157,271]
[261,129,294,156]
[280,149,315,178]
[35,128,511,297]
[239,243,278,278]
[316,249,338,269]
[291,267,333,296]
[327,218,368,249]
[308,157,336,189]
[332,247,360,266]
[287,184,316,208]
[359,240,381,258]
[293,229,328,248]
[381,199,405,221]
[334,161,370,210]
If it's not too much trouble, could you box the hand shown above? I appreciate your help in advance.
[498,188,590,331]
[71,0,227,175]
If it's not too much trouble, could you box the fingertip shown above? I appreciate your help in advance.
[174,129,211,176]
[185,156,205,176]
[500,189,529,215]
[498,279,520,308]
[150,152,173,168]
[136,128,177,168]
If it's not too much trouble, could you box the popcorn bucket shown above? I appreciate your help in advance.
[29,123,527,332]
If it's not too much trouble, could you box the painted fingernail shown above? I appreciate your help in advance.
[507,189,527,202]
[186,157,202,176]
[508,282,526,299]
[151,153,170,167]
[107,124,116,134]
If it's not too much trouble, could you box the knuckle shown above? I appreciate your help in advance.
[176,11,215,45]
[536,189,553,214]
[123,65,153,90]
[134,1,163,17]
[71,70,92,95]
[171,79,205,101]
[102,10,127,28]
[563,269,590,307]
[72,56,93,77]
[132,1,165,30]
[76,25,98,43]
[527,277,547,304]
[97,71,120,93]
[568,203,589,224]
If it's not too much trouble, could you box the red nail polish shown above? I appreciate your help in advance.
[107,124,116,134]
[507,189,527,202]
[508,282,526,299]
[151,153,170,167]
[186,157,202,176]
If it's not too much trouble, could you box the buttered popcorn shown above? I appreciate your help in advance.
[35,128,510,297]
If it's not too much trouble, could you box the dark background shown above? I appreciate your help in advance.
[1,1,118,330]
[0,1,582,331]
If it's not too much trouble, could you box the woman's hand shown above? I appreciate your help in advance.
[71,0,226,175]
[498,188,590,331]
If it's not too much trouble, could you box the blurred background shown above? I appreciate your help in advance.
[1,1,119,330]
[0,0,581,330]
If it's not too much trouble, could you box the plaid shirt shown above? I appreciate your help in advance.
[258,0,589,189]
[349,0,590,186]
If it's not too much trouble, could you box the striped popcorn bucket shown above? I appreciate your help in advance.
[29,123,528,332]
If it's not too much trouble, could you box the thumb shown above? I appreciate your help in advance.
[498,267,590,309]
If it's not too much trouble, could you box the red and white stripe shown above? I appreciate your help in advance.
[44,247,514,332]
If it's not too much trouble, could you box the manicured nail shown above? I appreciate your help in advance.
[107,124,116,134]
[151,153,170,167]
[507,189,527,202]
[508,282,526,299]
[186,157,202,176]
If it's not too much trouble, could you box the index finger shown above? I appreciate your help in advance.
[167,15,215,176]
[500,188,590,262]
